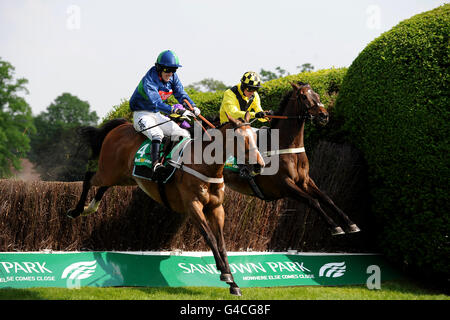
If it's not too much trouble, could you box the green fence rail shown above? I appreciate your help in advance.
[0,251,401,289]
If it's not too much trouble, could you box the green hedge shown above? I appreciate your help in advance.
[335,4,450,281]
[259,68,347,112]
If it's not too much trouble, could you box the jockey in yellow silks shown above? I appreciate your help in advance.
[219,71,270,124]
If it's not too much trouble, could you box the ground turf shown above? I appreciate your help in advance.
[0,280,447,300]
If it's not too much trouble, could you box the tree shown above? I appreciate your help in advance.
[0,58,35,178]
[260,64,315,82]
[297,63,315,73]
[259,67,290,82]
[259,68,278,82]
[186,78,228,92]
[28,93,98,181]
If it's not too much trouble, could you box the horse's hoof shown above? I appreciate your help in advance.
[220,273,234,283]
[331,226,345,236]
[348,224,361,233]
[230,286,242,296]
[67,209,80,219]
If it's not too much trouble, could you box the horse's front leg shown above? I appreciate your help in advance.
[205,204,241,296]
[283,177,345,235]
[187,201,241,295]
[306,179,360,233]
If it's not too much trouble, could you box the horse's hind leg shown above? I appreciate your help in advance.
[284,177,345,235]
[67,170,109,219]
[81,186,109,216]
[307,179,360,233]
[67,171,95,219]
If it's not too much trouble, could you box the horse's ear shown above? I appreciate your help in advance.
[244,111,251,123]
[290,81,300,90]
[226,112,238,125]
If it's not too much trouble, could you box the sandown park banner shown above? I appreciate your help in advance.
[0,251,401,289]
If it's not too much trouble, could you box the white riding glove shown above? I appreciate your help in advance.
[181,109,195,120]
[192,106,201,117]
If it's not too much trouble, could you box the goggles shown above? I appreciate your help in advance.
[161,67,177,73]
[245,86,258,92]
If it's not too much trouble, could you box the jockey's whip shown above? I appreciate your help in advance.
[183,99,213,140]
[183,99,216,129]
[138,114,188,133]
[138,119,173,133]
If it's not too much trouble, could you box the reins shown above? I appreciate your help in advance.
[264,88,313,122]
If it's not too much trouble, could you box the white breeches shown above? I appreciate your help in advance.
[133,111,190,142]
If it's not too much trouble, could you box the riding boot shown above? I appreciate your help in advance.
[150,140,164,179]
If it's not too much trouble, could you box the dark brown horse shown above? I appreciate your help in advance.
[67,112,265,296]
[224,82,360,235]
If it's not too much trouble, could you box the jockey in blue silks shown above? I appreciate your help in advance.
[130,50,200,177]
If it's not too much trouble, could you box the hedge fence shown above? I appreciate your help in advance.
[0,141,372,253]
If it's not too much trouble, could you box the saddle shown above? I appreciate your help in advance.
[132,136,191,183]
[224,127,271,200]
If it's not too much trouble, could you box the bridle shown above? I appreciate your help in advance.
[267,85,317,124]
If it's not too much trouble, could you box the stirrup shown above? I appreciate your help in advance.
[152,162,164,172]
[152,162,165,180]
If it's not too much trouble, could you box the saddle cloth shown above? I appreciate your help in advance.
[224,156,240,173]
[224,126,270,174]
[132,137,191,183]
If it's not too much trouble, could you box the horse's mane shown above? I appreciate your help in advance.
[271,81,308,128]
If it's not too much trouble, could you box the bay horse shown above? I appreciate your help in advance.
[223,82,360,235]
[67,111,265,296]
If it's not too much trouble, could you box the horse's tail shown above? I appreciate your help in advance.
[78,118,128,159]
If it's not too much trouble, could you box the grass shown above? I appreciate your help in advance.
[0,280,448,300]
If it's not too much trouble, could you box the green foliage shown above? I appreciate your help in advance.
[259,68,346,111]
[0,58,35,178]
[43,93,98,125]
[260,66,290,81]
[104,99,132,123]
[335,5,450,280]
[28,93,98,181]
[185,78,229,92]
